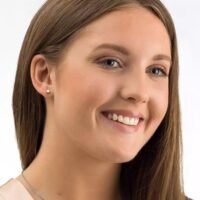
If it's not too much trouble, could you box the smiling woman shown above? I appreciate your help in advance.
[0,0,191,200]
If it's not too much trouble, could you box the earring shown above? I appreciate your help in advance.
[46,89,51,94]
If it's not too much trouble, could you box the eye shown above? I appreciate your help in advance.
[147,66,168,77]
[97,58,122,69]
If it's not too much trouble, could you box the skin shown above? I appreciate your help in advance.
[19,5,171,200]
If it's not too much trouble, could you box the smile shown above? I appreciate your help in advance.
[107,113,139,126]
[101,111,144,134]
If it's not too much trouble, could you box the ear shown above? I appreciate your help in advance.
[30,54,54,97]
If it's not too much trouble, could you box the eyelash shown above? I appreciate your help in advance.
[97,58,168,77]
[97,57,123,69]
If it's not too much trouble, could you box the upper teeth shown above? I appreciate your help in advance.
[107,113,140,126]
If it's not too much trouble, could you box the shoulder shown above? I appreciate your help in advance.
[0,179,13,200]
[0,179,33,200]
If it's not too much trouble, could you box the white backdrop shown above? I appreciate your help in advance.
[0,1,199,199]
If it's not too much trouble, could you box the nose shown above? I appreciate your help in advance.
[119,70,149,104]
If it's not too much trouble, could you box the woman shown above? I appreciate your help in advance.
[0,0,190,199]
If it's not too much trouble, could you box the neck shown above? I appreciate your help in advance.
[21,130,122,200]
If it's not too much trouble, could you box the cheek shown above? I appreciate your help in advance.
[157,84,169,117]
[54,68,115,125]
[147,84,168,135]
[151,80,169,115]
[143,82,167,126]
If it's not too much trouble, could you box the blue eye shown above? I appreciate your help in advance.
[98,58,121,69]
[147,66,168,77]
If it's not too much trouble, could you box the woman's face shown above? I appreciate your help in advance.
[51,6,171,163]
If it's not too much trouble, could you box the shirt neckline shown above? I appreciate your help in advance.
[13,178,34,199]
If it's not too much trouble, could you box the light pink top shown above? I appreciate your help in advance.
[0,179,33,200]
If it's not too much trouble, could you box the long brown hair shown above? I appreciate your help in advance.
[13,0,186,199]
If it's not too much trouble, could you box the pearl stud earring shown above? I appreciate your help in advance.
[46,89,51,94]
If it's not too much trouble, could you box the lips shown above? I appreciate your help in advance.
[101,109,144,120]
[100,109,144,134]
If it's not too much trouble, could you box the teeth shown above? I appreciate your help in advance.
[124,117,130,124]
[107,113,140,126]
[118,115,123,123]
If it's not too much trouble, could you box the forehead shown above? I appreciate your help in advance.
[66,5,171,59]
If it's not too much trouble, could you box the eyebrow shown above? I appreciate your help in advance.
[92,43,172,64]
[152,54,172,64]
[93,43,130,56]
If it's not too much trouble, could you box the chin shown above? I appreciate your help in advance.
[108,149,140,164]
